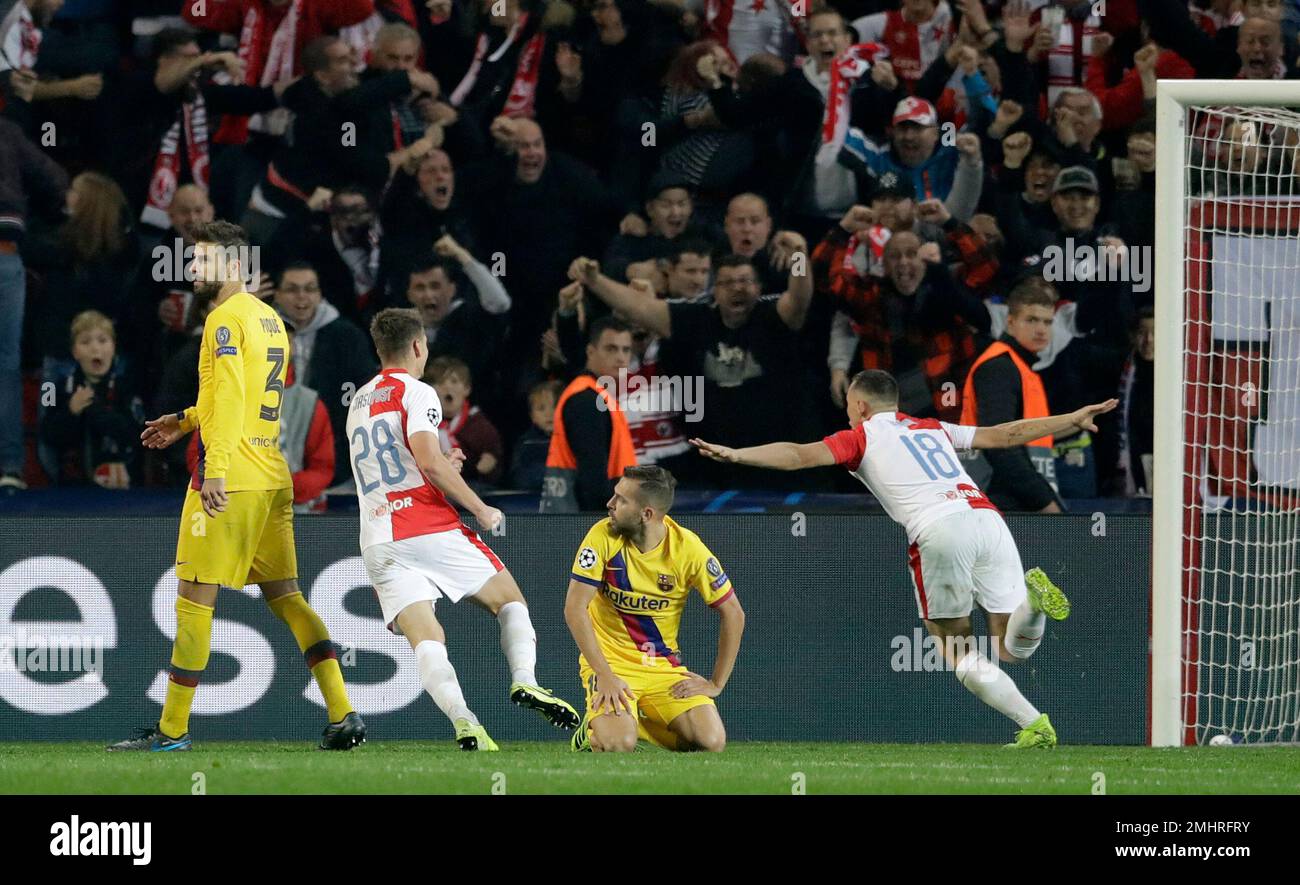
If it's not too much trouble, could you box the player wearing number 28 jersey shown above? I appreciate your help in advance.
[692,369,1119,749]
[347,308,579,751]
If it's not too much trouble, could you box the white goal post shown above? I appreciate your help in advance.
[1153,79,1300,746]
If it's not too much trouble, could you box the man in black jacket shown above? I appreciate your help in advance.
[240,34,440,246]
[273,261,378,486]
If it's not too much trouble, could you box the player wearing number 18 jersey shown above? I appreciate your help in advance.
[348,308,579,750]
[692,369,1118,748]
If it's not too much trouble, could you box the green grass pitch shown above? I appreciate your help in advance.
[2,742,1299,794]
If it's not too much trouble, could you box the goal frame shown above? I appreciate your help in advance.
[1152,79,1300,746]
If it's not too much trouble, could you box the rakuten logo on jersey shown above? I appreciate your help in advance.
[601,586,670,612]
[369,496,414,521]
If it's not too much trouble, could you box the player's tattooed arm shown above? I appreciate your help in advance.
[409,430,503,531]
[690,439,836,471]
[563,580,635,715]
[971,399,1120,449]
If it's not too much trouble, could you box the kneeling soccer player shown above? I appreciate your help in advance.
[350,308,579,750]
[693,370,1116,748]
[564,466,745,752]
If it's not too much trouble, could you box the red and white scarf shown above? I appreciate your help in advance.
[217,0,302,144]
[142,92,211,229]
[844,223,891,280]
[449,12,545,118]
[817,42,886,168]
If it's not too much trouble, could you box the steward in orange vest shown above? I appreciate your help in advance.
[541,320,638,512]
[962,323,1062,511]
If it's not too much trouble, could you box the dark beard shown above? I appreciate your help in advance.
[608,517,643,546]
[193,280,223,302]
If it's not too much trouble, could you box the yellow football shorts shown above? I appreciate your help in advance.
[175,486,297,588]
[580,660,716,750]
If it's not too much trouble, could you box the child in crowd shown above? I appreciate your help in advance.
[425,356,505,487]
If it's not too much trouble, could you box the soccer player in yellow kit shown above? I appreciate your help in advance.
[564,466,745,752]
[108,221,363,752]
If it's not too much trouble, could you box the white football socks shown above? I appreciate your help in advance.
[954,649,1040,728]
[1004,599,1046,660]
[497,601,538,687]
[415,639,477,727]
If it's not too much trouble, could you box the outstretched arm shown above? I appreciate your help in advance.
[690,438,836,471]
[971,399,1118,450]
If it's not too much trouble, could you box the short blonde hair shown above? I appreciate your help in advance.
[70,310,115,347]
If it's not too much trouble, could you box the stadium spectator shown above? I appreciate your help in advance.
[379,149,482,304]
[469,116,624,352]
[509,378,559,491]
[40,310,143,488]
[603,171,703,282]
[852,0,955,91]
[27,171,137,369]
[694,0,801,64]
[1139,0,1288,78]
[272,260,377,486]
[961,278,1063,512]
[426,355,504,487]
[241,34,438,246]
[401,245,510,404]
[129,184,215,393]
[569,236,813,490]
[0,113,67,492]
[856,97,986,211]
[1115,304,1154,497]
[0,0,104,112]
[118,27,282,234]
[541,315,637,511]
[271,184,384,324]
[818,206,993,422]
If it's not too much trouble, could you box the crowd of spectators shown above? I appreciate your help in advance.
[3,0,1293,508]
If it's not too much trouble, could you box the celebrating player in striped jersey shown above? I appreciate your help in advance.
[348,308,578,750]
[564,466,745,753]
[693,369,1117,748]
[110,221,363,752]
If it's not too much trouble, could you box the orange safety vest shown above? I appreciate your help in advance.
[961,341,1053,449]
[540,374,637,512]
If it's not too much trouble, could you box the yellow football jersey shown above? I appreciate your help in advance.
[181,291,292,491]
[570,516,735,672]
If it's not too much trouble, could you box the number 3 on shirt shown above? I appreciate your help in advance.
[900,432,960,480]
[351,422,408,493]
[260,347,285,421]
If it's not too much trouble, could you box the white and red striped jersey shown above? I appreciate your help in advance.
[852,4,953,87]
[822,411,996,542]
[1028,2,1102,105]
[347,368,461,549]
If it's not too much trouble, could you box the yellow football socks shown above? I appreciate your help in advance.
[159,595,214,739]
[269,592,353,723]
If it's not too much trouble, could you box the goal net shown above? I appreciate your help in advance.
[1154,81,1300,746]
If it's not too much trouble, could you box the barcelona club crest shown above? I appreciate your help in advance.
[657,573,674,592]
